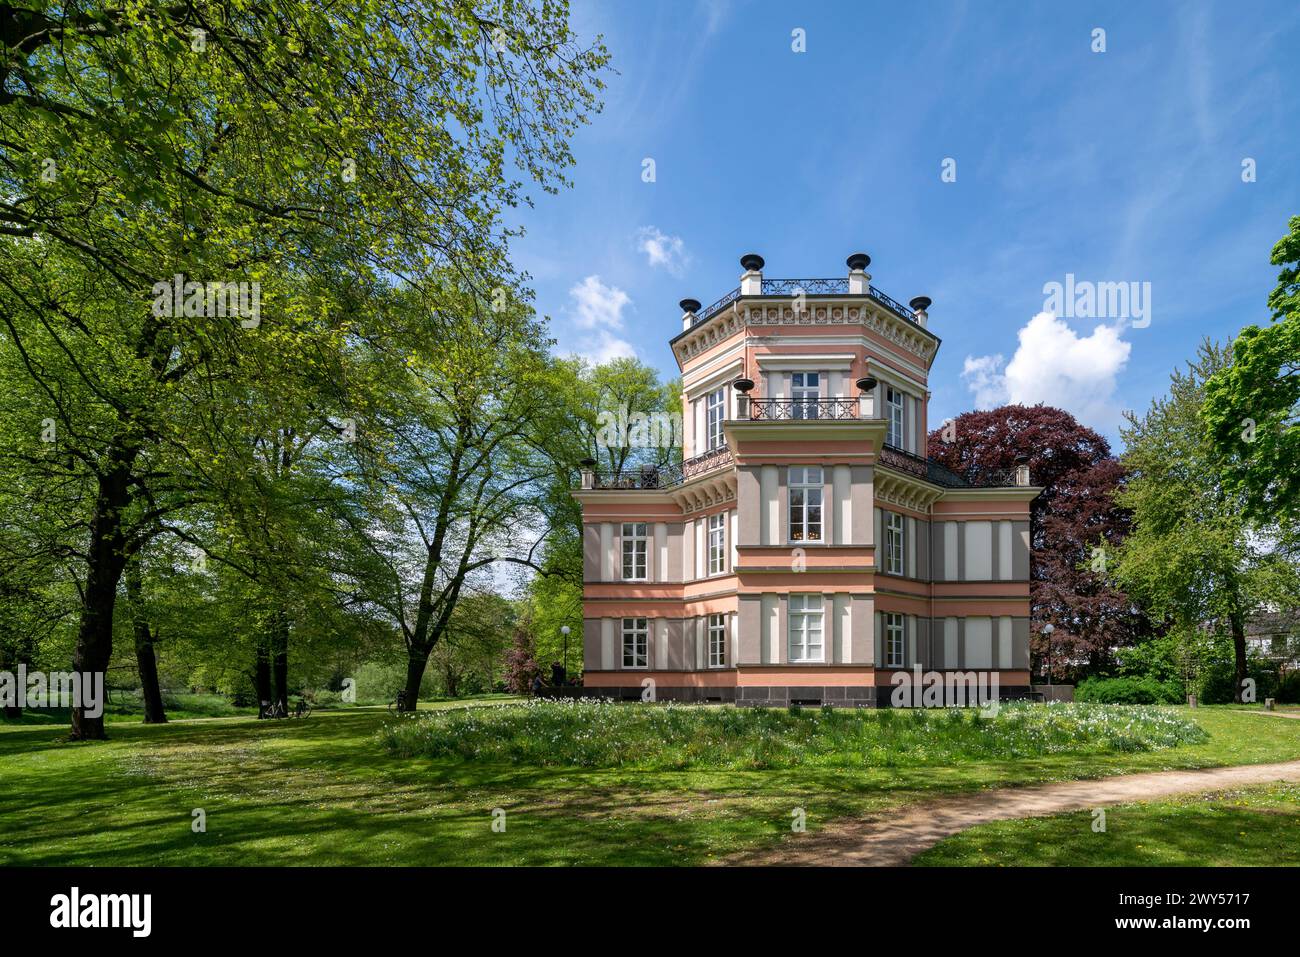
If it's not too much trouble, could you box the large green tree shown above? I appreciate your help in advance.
[1203,215,1300,524]
[0,0,608,737]
[1111,341,1299,703]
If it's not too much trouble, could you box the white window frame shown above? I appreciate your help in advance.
[621,617,648,669]
[885,612,905,668]
[707,613,727,668]
[886,386,905,447]
[788,466,823,543]
[792,371,820,420]
[788,594,825,663]
[708,512,726,576]
[885,511,905,576]
[706,387,726,451]
[621,522,647,581]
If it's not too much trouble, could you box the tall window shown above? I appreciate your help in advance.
[885,511,905,575]
[708,613,727,668]
[886,386,905,447]
[792,371,820,420]
[621,522,647,581]
[708,512,726,575]
[788,466,823,542]
[788,594,825,662]
[885,613,905,668]
[706,387,726,450]
[622,618,648,669]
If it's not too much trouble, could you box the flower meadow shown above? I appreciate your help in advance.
[379,699,1208,770]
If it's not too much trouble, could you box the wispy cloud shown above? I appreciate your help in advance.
[635,226,689,276]
[566,274,636,363]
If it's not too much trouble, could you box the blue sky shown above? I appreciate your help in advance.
[510,0,1300,448]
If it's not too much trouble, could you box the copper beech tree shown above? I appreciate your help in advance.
[928,405,1145,677]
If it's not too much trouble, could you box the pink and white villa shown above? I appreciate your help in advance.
[573,253,1040,706]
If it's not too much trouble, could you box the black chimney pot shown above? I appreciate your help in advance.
[846,252,871,271]
[739,253,765,272]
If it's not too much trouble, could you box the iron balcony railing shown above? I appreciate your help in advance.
[691,278,918,326]
[747,397,859,420]
[585,445,733,490]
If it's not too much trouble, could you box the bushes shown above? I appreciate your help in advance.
[1276,671,1300,704]
[1076,676,1184,705]
[1196,661,1279,704]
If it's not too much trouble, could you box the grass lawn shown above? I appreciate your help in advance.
[2,703,1298,866]
[914,783,1300,866]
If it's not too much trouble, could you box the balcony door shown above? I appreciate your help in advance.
[791,371,820,420]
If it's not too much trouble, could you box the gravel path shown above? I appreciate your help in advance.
[728,758,1300,867]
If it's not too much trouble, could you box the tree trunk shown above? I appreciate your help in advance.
[255,636,273,717]
[400,651,428,712]
[70,456,134,740]
[272,613,289,712]
[125,560,167,724]
[1231,613,1249,704]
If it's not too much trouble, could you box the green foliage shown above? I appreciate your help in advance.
[1203,215,1300,523]
[1075,676,1184,705]
[380,699,1208,770]
[1110,340,1300,701]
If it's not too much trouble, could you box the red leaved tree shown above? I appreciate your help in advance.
[928,405,1147,678]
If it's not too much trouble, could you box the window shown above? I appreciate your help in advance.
[706,387,726,450]
[708,613,727,667]
[708,512,726,575]
[788,466,823,542]
[792,371,820,419]
[788,594,825,662]
[886,386,905,447]
[884,613,905,668]
[885,511,905,576]
[621,522,647,580]
[621,618,648,669]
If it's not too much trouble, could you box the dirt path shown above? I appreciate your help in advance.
[728,759,1300,867]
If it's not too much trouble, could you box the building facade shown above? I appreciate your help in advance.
[573,253,1040,706]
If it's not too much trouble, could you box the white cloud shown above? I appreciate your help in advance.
[635,226,688,276]
[961,312,1132,428]
[565,274,636,363]
[569,274,631,330]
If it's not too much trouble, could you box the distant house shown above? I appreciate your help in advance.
[1246,610,1300,670]
[572,253,1042,707]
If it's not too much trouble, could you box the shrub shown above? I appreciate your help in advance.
[1197,661,1280,704]
[1276,671,1300,704]
[1075,676,1183,705]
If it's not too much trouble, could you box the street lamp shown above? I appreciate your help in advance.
[1042,623,1055,687]
[560,625,571,681]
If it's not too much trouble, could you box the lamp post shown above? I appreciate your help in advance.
[1042,623,1055,687]
[561,625,571,681]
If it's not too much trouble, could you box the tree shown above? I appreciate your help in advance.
[0,0,609,738]
[928,405,1142,675]
[1204,215,1300,524]
[1111,341,1300,702]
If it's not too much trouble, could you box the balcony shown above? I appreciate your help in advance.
[580,445,733,490]
[693,277,918,326]
[747,397,860,420]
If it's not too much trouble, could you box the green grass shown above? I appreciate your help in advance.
[1,704,1297,866]
[381,700,1208,769]
[914,783,1300,866]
